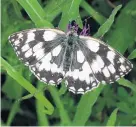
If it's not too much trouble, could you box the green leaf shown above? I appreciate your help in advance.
[2,76,23,99]
[48,86,71,125]
[94,5,122,38]
[117,114,134,126]
[105,0,136,53]
[1,99,12,110]
[1,57,54,115]
[43,0,62,22]
[132,117,136,125]
[16,0,53,27]
[128,49,136,59]
[11,0,24,20]
[6,101,20,126]
[36,82,49,126]
[59,81,67,96]
[59,0,82,30]
[72,85,104,126]
[106,108,118,126]
[117,87,129,98]
[118,78,136,93]
[81,0,106,25]
[116,102,132,114]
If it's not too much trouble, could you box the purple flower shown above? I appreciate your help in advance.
[67,21,90,36]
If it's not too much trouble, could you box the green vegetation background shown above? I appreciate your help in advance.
[1,0,136,126]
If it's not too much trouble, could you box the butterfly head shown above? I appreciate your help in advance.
[67,20,79,35]
[67,20,90,36]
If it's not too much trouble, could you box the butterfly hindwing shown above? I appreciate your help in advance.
[9,28,67,84]
[78,36,133,84]
[65,44,99,94]
[29,44,66,85]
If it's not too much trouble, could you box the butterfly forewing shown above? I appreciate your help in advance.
[9,28,67,84]
[78,36,133,84]
[9,29,66,65]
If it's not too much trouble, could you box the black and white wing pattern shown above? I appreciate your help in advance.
[66,36,132,94]
[8,29,67,85]
[8,28,133,94]
[65,44,99,94]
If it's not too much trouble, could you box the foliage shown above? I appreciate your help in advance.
[1,0,136,126]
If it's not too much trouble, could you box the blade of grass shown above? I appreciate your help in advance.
[58,81,67,96]
[43,0,63,22]
[118,78,136,93]
[6,101,20,126]
[94,5,122,38]
[2,76,23,99]
[105,0,136,53]
[3,77,23,126]
[81,0,106,25]
[128,49,136,59]
[59,0,82,30]
[72,85,104,126]
[48,86,71,125]
[16,0,53,27]
[106,108,118,126]
[11,0,24,20]
[36,82,49,126]
[1,57,54,115]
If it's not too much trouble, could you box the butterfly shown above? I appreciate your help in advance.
[8,21,133,94]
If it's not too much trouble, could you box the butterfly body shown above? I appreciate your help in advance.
[63,31,78,72]
[9,26,133,94]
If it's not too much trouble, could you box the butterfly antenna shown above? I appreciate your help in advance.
[87,24,90,36]
[82,16,92,26]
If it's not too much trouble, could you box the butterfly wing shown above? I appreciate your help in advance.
[78,36,133,84]
[65,36,133,94]
[65,44,99,94]
[9,28,67,84]
[9,28,133,94]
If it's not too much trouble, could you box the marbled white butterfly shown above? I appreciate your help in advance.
[8,22,133,94]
